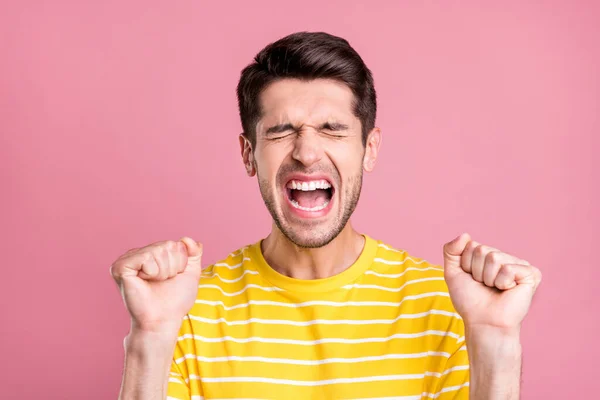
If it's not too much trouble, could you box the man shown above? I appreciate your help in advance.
[111,32,541,399]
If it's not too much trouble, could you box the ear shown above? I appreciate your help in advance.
[363,127,382,172]
[239,134,256,177]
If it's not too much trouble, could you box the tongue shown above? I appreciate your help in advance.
[291,189,329,208]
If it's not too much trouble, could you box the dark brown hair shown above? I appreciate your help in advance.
[236,31,377,146]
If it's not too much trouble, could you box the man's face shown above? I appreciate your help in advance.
[242,78,379,248]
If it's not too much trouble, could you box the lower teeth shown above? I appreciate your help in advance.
[291,199,329,212]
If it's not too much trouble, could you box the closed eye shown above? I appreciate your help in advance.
[264,123,296,140]
[320,122,349,138]
[321,122,349,132]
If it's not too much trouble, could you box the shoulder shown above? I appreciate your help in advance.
[197,244,255,286]
[368,237,457,312]
[201,245,250,274]
[370,237,465,338]
[370,237,445,279]
[193,242,273,302]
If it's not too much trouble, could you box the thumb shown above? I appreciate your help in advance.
[179,237,203,271]
[442,232,471,270]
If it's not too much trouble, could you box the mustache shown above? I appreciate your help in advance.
[277,163,340,183]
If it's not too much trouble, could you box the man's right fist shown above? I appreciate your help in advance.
[110,237,203,333]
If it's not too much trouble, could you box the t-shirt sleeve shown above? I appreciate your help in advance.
[166,315,203,400]
[430,315,470,399]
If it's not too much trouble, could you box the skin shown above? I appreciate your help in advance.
[112,78,542,400]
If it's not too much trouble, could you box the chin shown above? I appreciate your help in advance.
[277,220,343,249]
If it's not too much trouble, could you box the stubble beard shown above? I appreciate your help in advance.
[258,168,363,248]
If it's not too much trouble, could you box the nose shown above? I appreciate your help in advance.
[291,130,323,168]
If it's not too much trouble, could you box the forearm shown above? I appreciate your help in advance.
[466,326,522,400]
[119,327,180,400]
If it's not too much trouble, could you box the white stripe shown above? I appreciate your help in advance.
[183,372,469,394]
[186,309,459,327]
[365,267,443,278]
[304,366,469,400]
[424,382,470,398]
[200,269,259,283]
[166,397,204,400]
[212,257,251,270]
[175,350,452,365]
[178,329,460,345]
[350,397,420,400]
[342,277,445,292]
[425,364,470,378]
[194,291,450,310]
[199,373,434,386]
[196,283,283,296]
[377,243,406,253]
[355,381,469,400]
[374,257,428,265]
[228,247,248,257]
[168,377,184,384]
[457,336,465,344]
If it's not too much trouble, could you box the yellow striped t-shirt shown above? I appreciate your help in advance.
[167,235,469,399]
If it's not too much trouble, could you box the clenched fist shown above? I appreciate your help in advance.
[110,237,203,333]
[443,233,542,330]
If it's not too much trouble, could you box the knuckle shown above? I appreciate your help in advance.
[486,251,501,264]
[468,241,480,250]
[474,245,485,257]
[125,247,139,255]
[109,264,119,279]
[179,242,189,258]
[110,259,128,277]
[142,251,155,263]
[164,240,178,251]
[500,264,512,274]
[154,246,168,260]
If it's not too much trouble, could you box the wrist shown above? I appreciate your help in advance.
[465,324,522,357]
[125,326,180,355]
[130,319,183,336]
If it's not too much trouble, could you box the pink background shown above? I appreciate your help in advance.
[1,1,598,399]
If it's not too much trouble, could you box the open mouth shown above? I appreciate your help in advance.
[285,179,334,213]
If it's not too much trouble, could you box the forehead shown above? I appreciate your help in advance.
[257,79,358,130]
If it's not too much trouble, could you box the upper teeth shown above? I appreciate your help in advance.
[287,180,332,191]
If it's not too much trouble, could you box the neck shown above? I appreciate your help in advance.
[261,221,365,280]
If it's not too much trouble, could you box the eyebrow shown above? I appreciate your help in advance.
[266,123,295,134]
[265,122,349,134]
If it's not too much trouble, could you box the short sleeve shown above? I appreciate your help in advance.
[166,315,203,400]
[429,316,470,399]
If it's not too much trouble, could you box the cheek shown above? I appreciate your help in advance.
[255,144,289,180]
[327,143,365,177]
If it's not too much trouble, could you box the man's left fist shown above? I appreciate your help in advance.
[443,233,542,330]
